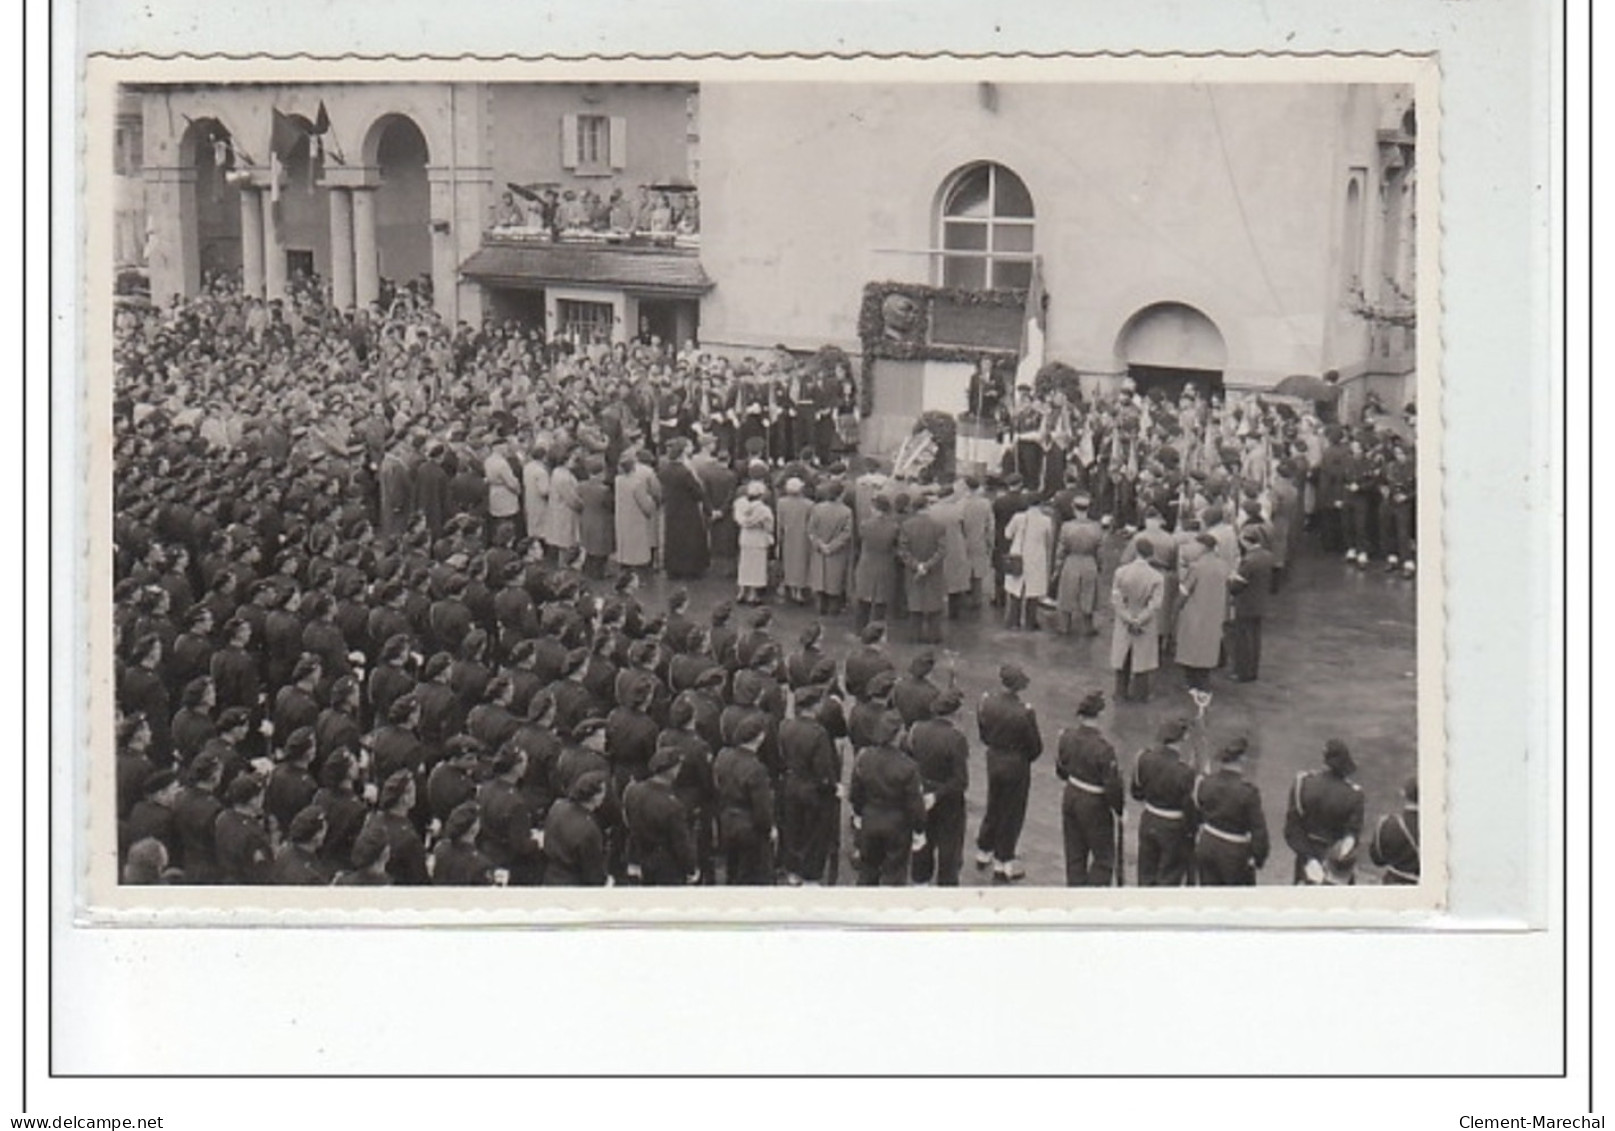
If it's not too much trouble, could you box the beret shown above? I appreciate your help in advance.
[285,727,316,758]
[378,768,415,809]
[142,767,178,795]
[729,712,769,746]
[930,688,964,717]
[864,670,898,701]
[491,745,524,775]
[1218,736,1250,762]
[568,769,609,802]
[218,706,252,729]
[286,805,328,843]
[908,651,936,678]
[859,621,887,644]
[794,684,826,712]
[865,709,903,746]
[1156,718,1189,743]
[1076,690,1107,718]
[648,745,682,775]
[225,772,265,806]
[999,664,1030,692]
[443,800,481,841]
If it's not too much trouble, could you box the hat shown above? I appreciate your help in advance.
[864,670,898,702]
[999,664,1030,692]
[866,709,903,746]
[285,727,316,759]
[379,768,415,809]
[1323,739,1356,775]
[1218,736,1250,763]
[648,745,682,775]
[746,480,766,499]
[443,800,481,841]
[930,688,964,717]
[286,805,327,844]
[142,767,178,795]
[1076,690,1106,718]
[794,684,827,712]
[387,695,419,724]
[808,658,839,686]
[570,716,608,742]
[225,773,265,806]
[186,749,222,783]
[320,749,356,788]
[349,820,391,868]
[568,769,610,803]
[1156,718,1189,743]
[784,477,804,495]
[729,712,769,746]
[859,621,887,645]
[908,650,936,678]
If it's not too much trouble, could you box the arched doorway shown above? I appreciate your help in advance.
[368,115,432,298]
[1116,302,1228,400]
[183,117,242,286]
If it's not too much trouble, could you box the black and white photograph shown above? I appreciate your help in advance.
[87,57,1441,908]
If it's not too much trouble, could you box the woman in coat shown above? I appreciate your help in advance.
[734,481,775,606]
[544,451,583,566]
[806,480,855,614]
[1051,498,1104,636]
[614,453,657,580]
[657,439,711,581]
[1002,500,1055,631]
[1174,532,1232,690]
[775,477,815,604]
[852,493,899,629]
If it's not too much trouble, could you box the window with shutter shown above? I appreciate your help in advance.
[573,114,612,176]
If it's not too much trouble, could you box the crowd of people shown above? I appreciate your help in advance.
[490,183,700,239]
[111,275,1420,889]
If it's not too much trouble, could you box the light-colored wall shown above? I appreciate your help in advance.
[698,82,1413,390]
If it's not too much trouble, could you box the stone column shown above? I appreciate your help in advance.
[352,186,379,310]
[263,191,287,300]
[327,187,355,310]
[238,187,266,298]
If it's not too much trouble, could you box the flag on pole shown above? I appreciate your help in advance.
[1013,255,1046,404]
[270,109,305,206]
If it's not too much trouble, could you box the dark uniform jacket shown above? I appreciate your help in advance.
[543,798,607,886]
[892,675,941,727]
[210,646,261,713]
[267,843,332,886]
[1193,769,1270,865]
[466,703,521,752]
[849,744,927,833]
[170,708,217,767]
[1130,745,1198,820]
[214,808,273,884]
[1368,807,1420,882]
[1055,724,1123,813]
[431,839,496,885]
[908,718,969,806]
[476,778,543,877]
[425,761,479,824]
[1283,769,1364,860]
[778,716,840,797]
[977,691,1043,764]
[314,707,363,764]
[622,778,697,884]
[264,763,318,836]
[712,746,774,840]
[119,799,176,865]
[370,724,427,786]
[173,785,225,883]
[312,785,367,869]
[370,811,430,885]
[272,686,321,744]
[843,647,894,700]
[605,706,661,784]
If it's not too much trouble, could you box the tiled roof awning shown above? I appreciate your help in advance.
[460,243,714,296]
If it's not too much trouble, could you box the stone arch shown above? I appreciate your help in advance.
[360,113,433,291]
[177,115,243,285]
[1115,301,1228,371]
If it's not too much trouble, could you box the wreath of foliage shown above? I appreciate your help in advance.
[855,281,1025,416]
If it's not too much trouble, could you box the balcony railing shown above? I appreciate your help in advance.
[483,225,701,252]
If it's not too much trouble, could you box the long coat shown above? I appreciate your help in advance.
[806,498,854,595]
[1175,546,1231,668]
[1269,477,1301,569]
[961,494,996,582]
[853,512,900,605]
[614,469,658,568]
[927,495,973,596]
[658,460,711,580]
[897,510,948,614]
[776,492,815,589]
[734,498,775,590]
[378,453,414,536]
[578,478,615,559]
[1052,518,1104,614]
[1003,507,1054,601]
[1109,556,1165,673]
[522,460,551,545]
[544,465,582,550]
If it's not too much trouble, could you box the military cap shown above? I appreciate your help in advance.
[859,621,887,645]
[1218,736,1250,763]
[1323,739,1356,774]
[285,727,316,759]
[386,695,419,725]
[319,750,356,788]
[491,745,524,775]
[445,735,486,762]
[999,664,1030,692]
[225,772,265,806]
[443,800,481,841]
[287,805,328,844]
[729,712,769,746]
[381,633,413,663]
[864,670,898,701]
[808,658,839,686]
[379,768,415,809]
[731,668,766,707]
[186,749,222,783]
[1156,717,1189,743]
[930,688,964,717]
[909,650,936,678]
[1076,690,1107,718]
[794,684,827,712]
[568,769,610,803]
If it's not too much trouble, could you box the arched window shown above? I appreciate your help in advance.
[936,162,1034,290]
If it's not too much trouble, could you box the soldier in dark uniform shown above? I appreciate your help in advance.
[1055,690,1125,887]
[311,750,367,872]
[115,714,155,823]
[1369,776,1420,885]
[1129,718,1198,886]
[333,821,393,886]
[545,647,600,739]
[712,711,775,885]
[543,770,610,887]
[172,749,225,884]
[214,772,274,884]
[777,684,841,886]
[849,707,927,886]
[431,801,497,886]
[847,669,898,751]
[119,766,181,872]
[843,621,895,701]
[476,745,545,885]
[908,687,969,887]
[1284,739,1366,885]
[622,745,699,885]
[973,664,1043,884]
[467,676,522,753]
[1191,736,1270,886]
[661,697,717,884]
[264,726,319,839]
[425,735,486,826]
[369,769,430,885]
[412,654,465,765]
[892,650,942,727]
[267,805,333,885]
[271,655,324,743]
[367,634,417,732]
[370,695,428,793]
[170,676,218,767]
[606,670,661,794]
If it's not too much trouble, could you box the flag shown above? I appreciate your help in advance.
[271,108,304,162]
[1013,255,1046,401]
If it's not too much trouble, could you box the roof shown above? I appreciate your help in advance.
[459,242,714,296]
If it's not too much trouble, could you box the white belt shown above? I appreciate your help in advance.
[1015,432,1043,443]
[1064,777,1105,795]
[1384,864,1419,882]
[1199,823,1252,845]
[1144,803,1184,820]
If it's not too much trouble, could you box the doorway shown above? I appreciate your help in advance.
[636,298,700,351]
[1127,364,1224,402]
